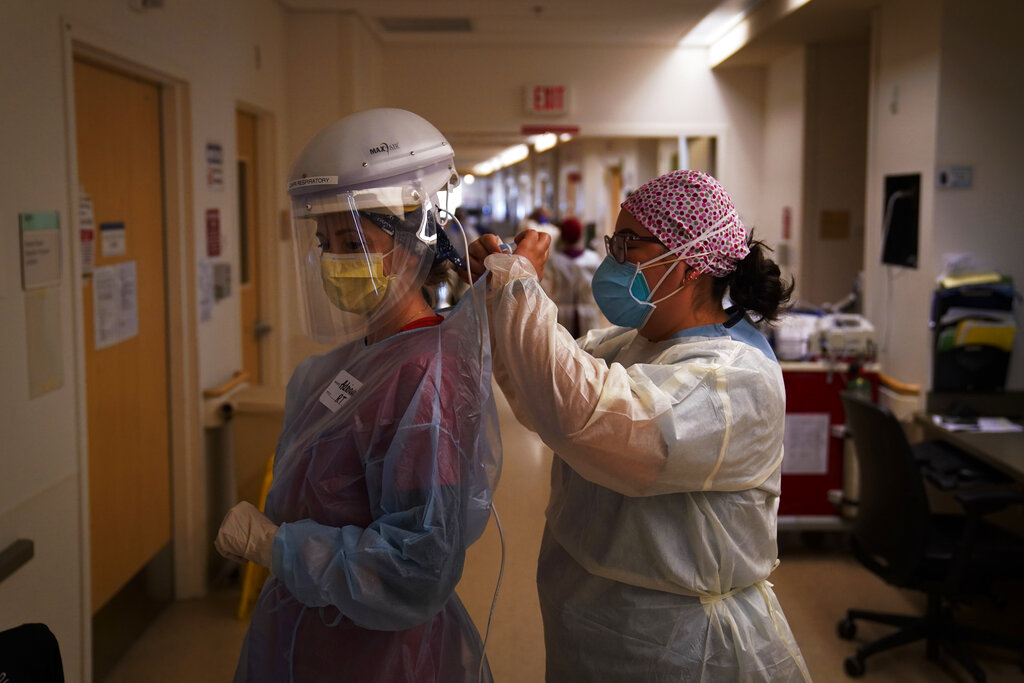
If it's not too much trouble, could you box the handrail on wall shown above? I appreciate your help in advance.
[879,373,921,396]
[0,539,34,585]
[203,369,250,399]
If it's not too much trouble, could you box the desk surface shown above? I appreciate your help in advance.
[915,413,1024,482]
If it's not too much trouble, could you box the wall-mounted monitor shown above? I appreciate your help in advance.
[881,174,920,268]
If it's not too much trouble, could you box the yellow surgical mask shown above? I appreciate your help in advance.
[320,250,391,314]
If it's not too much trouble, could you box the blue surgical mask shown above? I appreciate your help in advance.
[592,257,655,328]
[591,253,687,329]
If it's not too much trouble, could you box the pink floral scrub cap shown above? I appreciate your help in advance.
[620,169,749,277]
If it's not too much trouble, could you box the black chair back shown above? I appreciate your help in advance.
[841,392,931,585]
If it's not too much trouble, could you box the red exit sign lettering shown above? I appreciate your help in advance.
[526,85,570,115]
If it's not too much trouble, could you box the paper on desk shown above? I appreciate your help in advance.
[932,415,1023,433]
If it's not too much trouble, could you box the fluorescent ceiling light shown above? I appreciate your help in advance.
[532,133,558,153]
[680,0,765,46]
[472,160,497,176]
[499,144,529,167]
[471,143,531,177]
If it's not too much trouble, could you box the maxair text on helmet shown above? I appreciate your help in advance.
[369,142,399,156]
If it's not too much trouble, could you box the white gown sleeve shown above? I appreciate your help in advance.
[484,254,783,497]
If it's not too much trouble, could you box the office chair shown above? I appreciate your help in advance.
[837,393,1024,682]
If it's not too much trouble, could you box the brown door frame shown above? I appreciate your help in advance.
[63,25,204,676]
[235,103,282,387]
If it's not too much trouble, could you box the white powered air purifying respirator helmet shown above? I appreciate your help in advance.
[287,108,460,345]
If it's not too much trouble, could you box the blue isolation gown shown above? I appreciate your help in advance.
[233,285,501,682]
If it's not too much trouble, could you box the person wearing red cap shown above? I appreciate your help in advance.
[464,170,808,682]
[541,217,605,338]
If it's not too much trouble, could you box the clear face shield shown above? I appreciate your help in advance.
[291,184,436,345]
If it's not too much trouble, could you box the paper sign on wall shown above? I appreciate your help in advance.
[198,260,214,323]
[93,261,139,350]
[213,262,231,300]
[19,211,61,290]
[79,193,95,275]
[26,287,64,398]
[206,141,224,190]
[782,413,830,474]
[100,221,127,257]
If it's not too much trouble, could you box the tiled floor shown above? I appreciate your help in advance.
[105,388,1024,682]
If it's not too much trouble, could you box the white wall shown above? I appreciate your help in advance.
[281,12,387,369]
[0,2,288,679]
[801,41,870,308]
[377,43,767,233]
[931,0,1024,388]
[862,0,943,389]
[760,47,806,299]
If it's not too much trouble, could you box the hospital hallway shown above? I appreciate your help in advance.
[95,386,1023,683]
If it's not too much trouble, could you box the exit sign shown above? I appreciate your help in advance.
[526,85,570,115]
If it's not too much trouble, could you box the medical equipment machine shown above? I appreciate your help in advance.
[809,314,877,361]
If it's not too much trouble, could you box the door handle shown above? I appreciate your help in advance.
[254,322,273,338]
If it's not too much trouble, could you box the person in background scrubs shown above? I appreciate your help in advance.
[215,108,502,682]
[541,216,605,338]
[520,205,561,243]
[465,169,810,682]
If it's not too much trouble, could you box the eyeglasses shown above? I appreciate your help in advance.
[604,233,664,264]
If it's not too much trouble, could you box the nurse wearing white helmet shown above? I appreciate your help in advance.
[466,169,810,682]
[216,108,502,682]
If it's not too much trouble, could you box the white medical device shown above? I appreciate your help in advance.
[810,314,877,360]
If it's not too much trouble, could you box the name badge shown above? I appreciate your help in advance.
[319,370,363,413]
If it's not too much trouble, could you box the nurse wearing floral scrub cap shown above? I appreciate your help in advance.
[465,169,810,681]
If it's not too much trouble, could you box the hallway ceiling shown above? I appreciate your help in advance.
[277,0,874,174]
[276,0,732,47]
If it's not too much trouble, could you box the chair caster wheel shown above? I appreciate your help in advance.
[837,618,857,640]
[844,655,865,677]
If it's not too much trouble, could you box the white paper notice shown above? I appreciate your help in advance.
[100,221,127,257]
[93,266,120,349]
[782,413,831,474]
[117,261,138,342]
[92,261,139,350]
[198,261,213,322]
[19,211,62,290]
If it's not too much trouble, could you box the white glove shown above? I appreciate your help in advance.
[214,501,278,568]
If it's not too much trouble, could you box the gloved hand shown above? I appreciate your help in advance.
[214,501,279,568]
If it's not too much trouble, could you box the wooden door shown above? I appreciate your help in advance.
[74,58,171,612]
[686,136,717,177]
[236,110,262,383]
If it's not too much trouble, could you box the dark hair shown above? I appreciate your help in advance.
[424,260,452,287]
[710,231,794,324]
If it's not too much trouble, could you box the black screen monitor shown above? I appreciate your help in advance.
[882,174,920,268]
